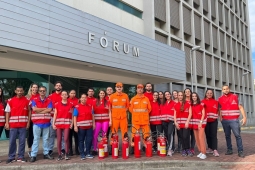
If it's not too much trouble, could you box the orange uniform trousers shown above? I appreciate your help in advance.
[111,117,128,139]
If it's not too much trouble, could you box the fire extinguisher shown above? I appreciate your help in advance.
[102,132,108,157]
[98,139,105,159]
[158,133,166,157]
[112,139,119,159]
[122,132,129,159]
[145,136,153,157]
[134,129,141,158]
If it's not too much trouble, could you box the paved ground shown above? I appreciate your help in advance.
[0,129,254,170]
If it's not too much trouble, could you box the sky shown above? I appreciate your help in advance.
[249,0,255,78]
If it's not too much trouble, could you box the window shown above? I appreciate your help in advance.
[103,0,142,18]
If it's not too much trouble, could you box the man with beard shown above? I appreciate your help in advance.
[86,88,96,108]
[48,81,65,156]
[218,85,246,158]
[144,82,153,104]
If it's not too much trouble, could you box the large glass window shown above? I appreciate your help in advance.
[103,0,142,18]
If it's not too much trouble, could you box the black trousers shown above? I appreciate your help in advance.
[150,124,163,149]
[178,128,190,150]
[176,127,182,150]
[172,128,175,150]
[162,121,175,150]
[205,120,218,150]
[27,121,34,148]
[69,128,79,152]
[190,129,195,149]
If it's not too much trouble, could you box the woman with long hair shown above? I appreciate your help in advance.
[26,83,39,157]
[74,94,95,160]
[53,90,73,161]
[191,92,207,159]
[202,89,219,157]
[92,90,111,155]
[158,91,164,104]
[0,87,6,138]
[174,91,192,157]
[68,90,79,156]
[149,91,162,152]
[184,88,195,155]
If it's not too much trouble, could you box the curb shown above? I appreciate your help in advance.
[3,160,255,170]
[218,126,255,131]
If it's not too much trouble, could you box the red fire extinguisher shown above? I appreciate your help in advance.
[134,129,141,158]
[122,132,129,159]
[102,133,108,157]
[112,139,118,159]
[158,133,166,157]
[145,136,153,157]
[98,139,105,159]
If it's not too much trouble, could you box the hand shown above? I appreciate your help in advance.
[198,123,202,129]
[26,122,30,129]
[53,124,57,130]
[74,126,78,133]
[240,117,247,126]
[5,123,9,130]
[70,124,73,129]
[185,121,189,129]
[109,120,112,127]
[175,122,180,130]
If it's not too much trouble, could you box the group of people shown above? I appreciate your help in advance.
[0,81,247,164]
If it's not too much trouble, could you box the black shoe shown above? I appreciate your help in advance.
[225,149,233,155]
[57,155,62,161]
[44,154,54,160]
[65,154,70,160]
[6,159,15,164]
[69,150,74,156]
[30,157,36,163]
[61,149,65,155]
[92,150,97,156]
[238,151,245,158]
[48,150,53,156]
[142,146,146,152]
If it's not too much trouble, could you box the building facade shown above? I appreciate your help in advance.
[56,0,254,125]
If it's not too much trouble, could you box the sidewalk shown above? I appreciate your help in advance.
[0,131,254,170]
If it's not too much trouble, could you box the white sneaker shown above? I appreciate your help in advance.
[167,150,173,156]
[199,154,207,159]
[197,152,202,158]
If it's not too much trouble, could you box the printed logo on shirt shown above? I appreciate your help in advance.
[122,99,126,102]
[134,102,139,104]
[213,104,217,109]
[143,101,147,104]
[184,108,189,112]
[113,99,118,102]
[24,107,28,110]
[231,100,237,105]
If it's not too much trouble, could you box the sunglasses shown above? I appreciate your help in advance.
[39,90,46,92]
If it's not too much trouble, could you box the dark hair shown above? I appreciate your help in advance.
[96,90,108,107]
[87,87,94,92]
[204,89,215,99]
[0,87,6,107]
[51,90,55,94]
[162,91,171,105]
[16,86,24,90]
[153,91,161,105]
[145,82,153,92]
[191,92,201,105]
[172,90,178,94]
[179,91,186,112]
[39,86,47,90]
[54,81,63,86]
[61,90,68,95]
[79,93,87,103]
[184,88,192,101]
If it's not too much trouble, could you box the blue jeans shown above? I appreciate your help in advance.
[31,125,50,157]
[78,128,93,157]
[8,128,27,159]
[221,119,243,152]
[49,118,64,150]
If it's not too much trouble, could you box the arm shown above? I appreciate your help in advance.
[174,109,180,130]
[53,108,57,130]
[27,104,31,129]
[198,108,205,129]
[129,98,133,114]
[109,104,112,126]
[239,104,247,126]
[92,112,95,130]
[185,106,192,129]
[147,99,152,113]
[126,95,130,111]
[5,103,10,130]
[73,108,78,132]
[70,108,74,129]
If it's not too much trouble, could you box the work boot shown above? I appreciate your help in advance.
[238,151,245,158]
[225,149,233,155]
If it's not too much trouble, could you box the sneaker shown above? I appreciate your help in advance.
[199,154,207,159]
[186,149,193,157]
[181,150,187,156]
[27,151,31,158]
[190,148,195,155]
[167,150,173,156]
[80,157,86,160]
[225,149,233,155]
[238,151,245,158]
[65,154,70,160]
[197,152,202,158]
[92,150,97,156]
[6,159,16,164]
[48,150,53,156]
[206,148,213,154]
[44,154,54,160]
[86,154,94,159]
[29,157,36,163]
[213,150,219,157]
[57,155,62,161]
[17,158,27,162]
[61,149,65,155]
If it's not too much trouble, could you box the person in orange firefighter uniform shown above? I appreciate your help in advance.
[109,82,129,153]
[129,84,151,153]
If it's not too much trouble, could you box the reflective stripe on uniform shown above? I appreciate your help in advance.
[112,106,125,108]
[77,120,92,126]
[207,112,218,119]
[221,110,240,116]
[133,109,148,112]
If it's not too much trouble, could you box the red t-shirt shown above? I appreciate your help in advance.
[68,97,79,107]
[49,92,62,107]
[86,96,96,108]
[191,103,206,129]
[202,98,218,122]
[144,92,153,104]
